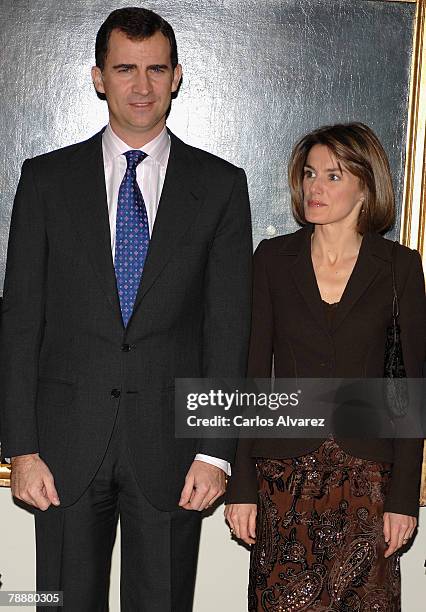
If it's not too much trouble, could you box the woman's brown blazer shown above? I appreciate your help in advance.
[226,225,426,517]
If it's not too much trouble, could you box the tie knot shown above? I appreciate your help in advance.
[124,149,147,171]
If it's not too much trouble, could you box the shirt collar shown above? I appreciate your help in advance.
[102,123,170,168]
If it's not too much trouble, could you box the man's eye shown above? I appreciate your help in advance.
[118,67,131,73]
[150,66,164,73]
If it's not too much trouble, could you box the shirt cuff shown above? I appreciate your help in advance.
[194,454,231,476]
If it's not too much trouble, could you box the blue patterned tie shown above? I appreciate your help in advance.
[115,150,149,327]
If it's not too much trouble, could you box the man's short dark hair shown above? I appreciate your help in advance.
[95,7,178,71]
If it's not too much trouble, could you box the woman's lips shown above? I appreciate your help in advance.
[306,200,327,207]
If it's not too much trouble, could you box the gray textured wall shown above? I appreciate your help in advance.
[0,0,416,289]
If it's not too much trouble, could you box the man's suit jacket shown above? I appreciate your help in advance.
[226,225,425,517]
[0,129,252,510]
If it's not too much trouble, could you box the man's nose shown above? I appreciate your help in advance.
[132,70,152,95]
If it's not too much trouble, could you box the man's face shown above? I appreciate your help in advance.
[91,29,182,146]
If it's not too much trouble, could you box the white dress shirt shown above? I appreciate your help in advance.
[102,124,230,476]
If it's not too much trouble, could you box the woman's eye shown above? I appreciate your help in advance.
[329,174,340,181]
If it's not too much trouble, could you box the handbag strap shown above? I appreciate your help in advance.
[391,241,399,320]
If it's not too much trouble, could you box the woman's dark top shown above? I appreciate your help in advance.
[323,300,339,327]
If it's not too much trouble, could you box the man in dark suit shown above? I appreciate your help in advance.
[0,7,252,611]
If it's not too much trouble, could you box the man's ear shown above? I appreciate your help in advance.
[91,66,105,95]
[171,64,183,93]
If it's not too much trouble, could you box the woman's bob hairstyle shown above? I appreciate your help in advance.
[288,122,395,234]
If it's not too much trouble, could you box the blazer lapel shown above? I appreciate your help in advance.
[288,225,330,333]
[65,130,122,324]
[129,132,203,318]
[330,232,389,332]
[288,227,390,335]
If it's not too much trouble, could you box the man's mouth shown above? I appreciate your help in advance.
[129,102,154,108]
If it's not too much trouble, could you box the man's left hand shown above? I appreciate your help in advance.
[179,461,226,511]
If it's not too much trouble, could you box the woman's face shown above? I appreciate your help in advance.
[302,144,365,229]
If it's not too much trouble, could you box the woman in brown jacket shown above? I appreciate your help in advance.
[225,123,425,611]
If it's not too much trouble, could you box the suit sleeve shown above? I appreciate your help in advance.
[0,159,47,458]
[196,168,252,461]
[383,249,426,517]
[226,239,274,503]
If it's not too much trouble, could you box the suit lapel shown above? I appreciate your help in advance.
[288,227,389,335]
[330,233,389,332]
[129,132,203,318]
[63,129,203,328]
[64,130,122,324]
[288,225,330,333]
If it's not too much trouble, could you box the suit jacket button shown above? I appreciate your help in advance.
[111,389,121,398]
[121,344,131,352]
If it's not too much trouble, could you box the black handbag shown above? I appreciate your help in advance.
[383,241,408,417]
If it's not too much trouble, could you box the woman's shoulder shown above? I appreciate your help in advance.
[368,233,422,268]
[254,226,308,258]
[368,234,424,297]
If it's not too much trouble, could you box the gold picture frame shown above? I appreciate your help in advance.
[1,0,425,493]
[399,0,426,505]
[0,462,10,487]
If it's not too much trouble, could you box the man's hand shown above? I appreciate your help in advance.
[224,503,257,545]
[383,511,416,558]
[179,460,226,511]
[11,453,60,511]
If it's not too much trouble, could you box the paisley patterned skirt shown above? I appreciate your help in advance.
[249,439,399,612]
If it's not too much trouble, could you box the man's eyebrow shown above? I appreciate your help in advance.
[147,63,170,70]
[111,63,170,71]
[112,63,137,70]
